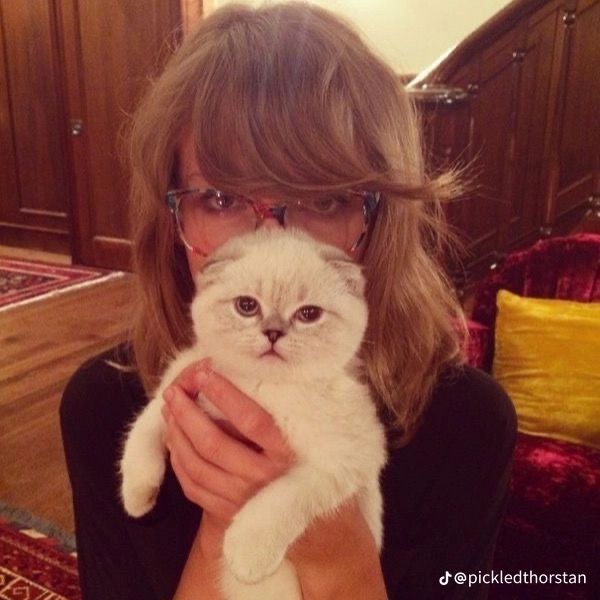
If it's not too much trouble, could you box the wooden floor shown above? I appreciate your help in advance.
[0,244,72,264]
[0,266,135,533]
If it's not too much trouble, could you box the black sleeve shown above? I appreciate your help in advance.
[381,366,518,600]
[60,351,160,600]
[60,350,203,600]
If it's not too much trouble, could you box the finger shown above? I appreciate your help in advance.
[166,415,250,505]
[195,369,295,467]
[168,384,276,484]
[162,359,212,400]
[170,449,237,521]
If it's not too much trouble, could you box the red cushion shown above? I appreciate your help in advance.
[490,432,600,599]
[464,319,490,369]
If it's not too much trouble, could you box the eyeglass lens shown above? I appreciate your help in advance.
[175,191,369,255]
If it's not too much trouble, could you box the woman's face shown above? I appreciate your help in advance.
[176,134,369,277]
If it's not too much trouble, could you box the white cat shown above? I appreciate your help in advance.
[120,228,387,600]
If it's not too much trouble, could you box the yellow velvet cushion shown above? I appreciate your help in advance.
[493,290,600,450]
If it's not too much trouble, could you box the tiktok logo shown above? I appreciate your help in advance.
[439,571,452,585]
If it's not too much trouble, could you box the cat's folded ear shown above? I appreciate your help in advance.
[332,260,366,298]
[320,248,366,298]
[197,247,243,288]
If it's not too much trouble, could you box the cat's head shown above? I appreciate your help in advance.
[190,228,368,381]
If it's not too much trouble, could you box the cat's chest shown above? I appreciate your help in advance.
[231,378,330,438]
[221,373,384,473]
[239,380,314,420]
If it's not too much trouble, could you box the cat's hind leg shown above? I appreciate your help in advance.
[220,558,301,600]
[357,480,384,551]
[223,464,358,584]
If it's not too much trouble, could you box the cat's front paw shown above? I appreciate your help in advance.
[223,521,286,584]
[121,480,160,518]
[120,460,165,518]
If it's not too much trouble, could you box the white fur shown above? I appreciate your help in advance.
[120,228,387,599]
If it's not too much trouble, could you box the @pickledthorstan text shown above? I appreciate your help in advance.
[439,570,587,588]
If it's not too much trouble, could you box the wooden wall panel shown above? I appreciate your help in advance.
[0,0,70,252]
[411,0,599,287]
[0,6,18,216]
[471,30,519,256]
[552,0,600,220]
[505,5,557,245]
[0,0,184,263]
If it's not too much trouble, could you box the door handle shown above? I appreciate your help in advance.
[70,119,84,136]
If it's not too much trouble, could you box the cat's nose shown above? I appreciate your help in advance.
[264,329,284,344]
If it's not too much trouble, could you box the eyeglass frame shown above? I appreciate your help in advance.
[165,187,381,256]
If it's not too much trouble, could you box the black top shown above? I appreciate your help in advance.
[60,347,517,600]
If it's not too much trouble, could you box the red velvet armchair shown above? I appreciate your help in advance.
[465,234,600,600]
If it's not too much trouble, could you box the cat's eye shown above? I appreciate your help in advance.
[295,305,322,323]
[235,296,260,317]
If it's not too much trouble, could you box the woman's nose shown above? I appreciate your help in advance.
[259,217,283,230]
[254,200,286,228]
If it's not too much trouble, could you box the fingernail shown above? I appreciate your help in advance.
[161,402,171,421]
[197,358,213,373]
[196,370,208,386]
[163,387,175,404]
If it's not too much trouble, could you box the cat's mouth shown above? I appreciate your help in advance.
[259,348,285,360]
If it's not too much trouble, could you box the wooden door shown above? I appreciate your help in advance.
[544,0,600,229]
[505,1,558,247]
[459,27,523,266]
[0,0,183,267]
[0,1,72,253]
[61,0,181,270]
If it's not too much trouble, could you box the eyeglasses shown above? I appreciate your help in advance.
[165,187,380,256]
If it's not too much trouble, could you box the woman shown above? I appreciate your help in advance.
[60,3,517,599]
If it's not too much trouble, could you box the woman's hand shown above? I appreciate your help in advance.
[164,361,387,599]
[162,361,295,551]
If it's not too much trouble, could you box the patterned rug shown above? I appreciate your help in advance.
[0,503,80,599]
[0,258,122,312]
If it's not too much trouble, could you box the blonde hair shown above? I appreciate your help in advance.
[127,1,466,446]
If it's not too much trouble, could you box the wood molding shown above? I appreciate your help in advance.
[410,0,600,293]
[417,0,560,84]
[181,0,203,33]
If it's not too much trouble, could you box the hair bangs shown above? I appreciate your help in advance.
[187,7,387,198]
